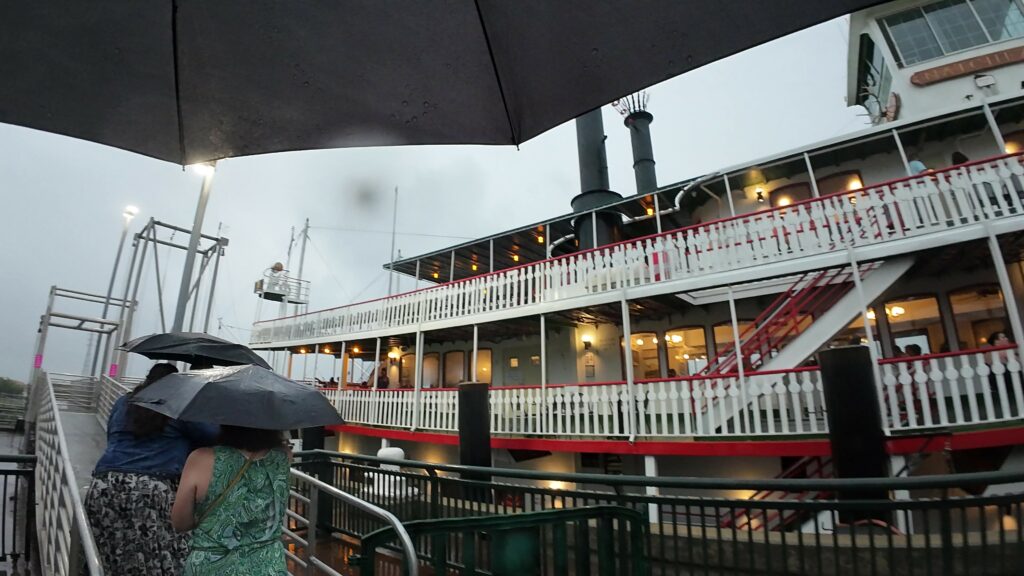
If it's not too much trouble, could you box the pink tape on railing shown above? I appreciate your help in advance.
[108,364,118,378]
[33,355,42,369]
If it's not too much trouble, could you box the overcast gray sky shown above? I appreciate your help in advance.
[0,16,866,382]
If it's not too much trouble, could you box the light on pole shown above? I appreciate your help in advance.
[90,204,139,377]
[172,162,216,332]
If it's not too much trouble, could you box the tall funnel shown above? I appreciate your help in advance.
[614,92,657,194]
[575,108,610,194]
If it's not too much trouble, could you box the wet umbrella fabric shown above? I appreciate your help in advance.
[0,1,883,165]
[129,365,344,430]
[121,332,272,370]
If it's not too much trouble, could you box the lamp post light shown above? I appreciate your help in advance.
[172,162,216,332]
[90,204,139,377]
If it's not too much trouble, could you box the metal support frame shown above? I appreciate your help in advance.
[723,176,736,217]
[173,168,216,332]
[892,128,912,176]
[32,286,128,382]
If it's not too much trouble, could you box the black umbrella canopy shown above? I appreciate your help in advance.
[122,332,272,370]
[129,365,344,430]
[0,1,883,165]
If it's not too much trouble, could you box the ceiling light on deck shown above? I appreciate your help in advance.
[432,271,439,279]
[471,263,478,271]
[352,346,361,354]
[322,346,332,354]
[512,254,520,262]
[299,348,308,354]
[866,309,876,320]
[889,305,905,317]
[537,235,545,244]
[646,207,655,216]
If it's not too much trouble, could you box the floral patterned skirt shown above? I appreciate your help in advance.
[85,471,188,576]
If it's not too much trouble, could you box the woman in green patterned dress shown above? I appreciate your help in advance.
[171,426,291,575]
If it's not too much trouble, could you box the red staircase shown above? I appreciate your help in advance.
[701,266,868,375]
[720,456,834,531]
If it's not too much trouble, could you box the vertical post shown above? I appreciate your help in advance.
[489,239,494,273]
[471,325,479,381]
[847,248,886,423]
[544,224,550,259]
[121,226,152,378]
[203,237,224,332]
[92,217,131,377]
[31,287,56,386]
[412,331,424,430]
[727,287,747,432]
[302,351,309,382]
[449,250,456,282]
[620,297,637,440]
[653,193,662,233]
[373,337,381,386]
[804,152,821,198]
[723,176,736,217]
[644,456,660,523]
[312,344,320,382]
[297,218,309,286]
[173,166,215,332]
[287,352,293,379]
[987,227,1024,363]
[387,187,400,296]
[305,479,319,576]
[983,99,1008,152]
[114,230,141,377]
[892,129,912,176]
[414,260,421,290]
[338,342,346,405]
[540,314,547,432]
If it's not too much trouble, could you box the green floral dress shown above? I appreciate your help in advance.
[183,446,290,576]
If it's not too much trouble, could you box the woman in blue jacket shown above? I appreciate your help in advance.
[85,363,218,575]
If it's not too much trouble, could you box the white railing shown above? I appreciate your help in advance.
[33,372,104,575]
[49,372,99,413]
[337,369,828,439]
[253,153,1024,346]
[335,349,1024,440]
[96,376,134,429]
[881,346,1024,432]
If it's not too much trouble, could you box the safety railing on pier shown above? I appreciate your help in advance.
[32,372,104,575]
[296,449,1024,576]
[253,153,1024,345]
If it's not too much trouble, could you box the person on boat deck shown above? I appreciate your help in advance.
[86,363,220,576]
[173,426,291,576]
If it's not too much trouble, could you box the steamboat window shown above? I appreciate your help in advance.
[854,34,894,123]
[885,295,945,354]
[623,332,661,380]
[881,0,1024,67]
[665,327,708,376]
[443,351,465,386]
[474,349,493,384]
[950,285,1009,349]
[400,352,439,388]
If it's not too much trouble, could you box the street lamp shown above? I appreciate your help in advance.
[90,204,140,377]
[172,162,217,332]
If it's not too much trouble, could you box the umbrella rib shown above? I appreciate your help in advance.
[472,0,518,146]
[170,0,188,164]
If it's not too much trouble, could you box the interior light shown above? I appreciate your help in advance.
[387,349,400,360]
[683,353,690,359]
[866,309,876,320]
[548,481,566,490]
[776,196,792,207]
[848,177,863,191]
[670,334,683,344]
[322,346,332,354]
[299,348,308,354]
[635,338,644,346]
[1007,142,1021,154]
[890,305,905,317]
[352,346,361,354]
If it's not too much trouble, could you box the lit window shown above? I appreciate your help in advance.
[950,285,1008,349]
[666,327,708,376]
[623,332,661,380]
[443,351,465,386]
[886,295,945,355]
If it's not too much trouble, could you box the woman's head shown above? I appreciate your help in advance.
[127,363,177,438]
[217,425,287,452]
[989,331,1012,347]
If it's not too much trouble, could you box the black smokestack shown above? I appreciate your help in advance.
[614,92,657,194]
[575,108,610,194]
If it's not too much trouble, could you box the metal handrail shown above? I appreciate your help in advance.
[289,469,418,576]
[298,449,1024,493]
[36,371,105,575]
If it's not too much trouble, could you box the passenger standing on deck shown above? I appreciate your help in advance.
[172,425,291,575]
[86,363,220,575]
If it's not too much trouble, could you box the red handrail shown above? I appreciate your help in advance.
[878,344,1014,364]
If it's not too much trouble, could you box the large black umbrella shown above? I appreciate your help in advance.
[122,332,272,370]
[0,1,882,164]
[129,365,343,429]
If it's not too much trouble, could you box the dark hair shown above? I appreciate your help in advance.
[127,363,178,438]
[989,331,1012,346]
[217,425,287,452]
[951,151,969,165]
